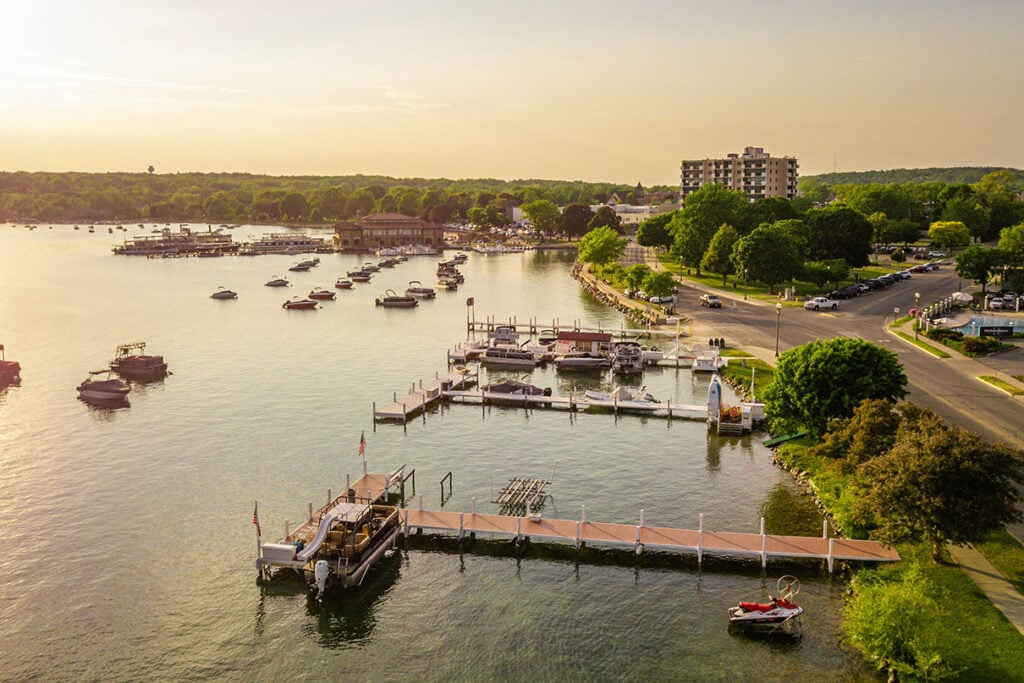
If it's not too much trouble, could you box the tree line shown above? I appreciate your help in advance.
[0,171,674,225]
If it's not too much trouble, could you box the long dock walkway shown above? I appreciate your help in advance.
[373,369,477,422]
[399,506,900,572]
[443,389,707,419]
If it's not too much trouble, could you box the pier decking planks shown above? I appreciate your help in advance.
[374,369,477,422]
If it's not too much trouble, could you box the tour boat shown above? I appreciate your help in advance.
[109,342,168,381]
[405,280,436,299]
[210,286,238,299]
[282,297,319,310]
[265,276,290,287]
[334,279,354,289]
[308,287,336,300]
[375,290,418,308]
[77,371,131,402]
[0,344,21,386]
[728,576,804,636]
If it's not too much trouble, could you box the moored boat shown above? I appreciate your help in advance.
[282,297,319,310]
[553,351,611,372]
[109,342,168,381]
[288,262,312,272]
[347,270,372,282]
[375,289,418,308]
[0,344,21,386]
[479,346,541,369]
[308,287,336,300]
[611,342,644,376]
[77,371,131,402]
[405,280,436,299]
[265,276,290,287]
[210,286,238,299]
[334,279,354,289]
[482,379,551,397]
[727,576,804,637]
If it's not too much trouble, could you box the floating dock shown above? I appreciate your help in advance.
[373,369,478,422]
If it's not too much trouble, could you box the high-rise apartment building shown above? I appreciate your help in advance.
[680,147,798,202]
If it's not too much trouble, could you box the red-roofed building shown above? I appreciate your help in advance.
[557,330,613,353]
[333,213,445,251]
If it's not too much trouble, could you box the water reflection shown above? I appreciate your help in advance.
[306,550,402,648]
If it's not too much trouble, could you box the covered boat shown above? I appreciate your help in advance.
[479,346,540,369]
[553,351,611,372]
[109,342,168,381]
[210,286,238,299]
[611,342,644,376]
[334,279,354,289]
[265,276,290,287]
[77,371,131,402]
[482,379,551,396]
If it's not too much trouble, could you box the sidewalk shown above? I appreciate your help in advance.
[948,544,1024,637]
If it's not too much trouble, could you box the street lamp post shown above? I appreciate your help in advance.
[774,302,783,357]
[743,268,748,300]
[914,292,920,339]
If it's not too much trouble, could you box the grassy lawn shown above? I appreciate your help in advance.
[893,330,953,357]
[719,356,774,395]
[978,375,1024,395]
[976,529,1024,595]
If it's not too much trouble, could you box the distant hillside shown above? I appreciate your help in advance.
[805,167,1024,185]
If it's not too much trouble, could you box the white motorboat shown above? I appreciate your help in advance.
[727,576,804,636]
[584,385,659,411]
[692,346,726,372]
[611,342,644,375]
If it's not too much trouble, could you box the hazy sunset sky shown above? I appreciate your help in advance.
[2,0,1022,184]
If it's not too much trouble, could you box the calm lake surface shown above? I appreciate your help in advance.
[0,224,874,681]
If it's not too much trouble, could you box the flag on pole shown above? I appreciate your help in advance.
[466,297,474,307]
[252,502,261,537]
[358,431,366,457]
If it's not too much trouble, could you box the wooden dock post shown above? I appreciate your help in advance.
[328,488,332,505]
[697,513,704,565]
[458,512,465,541]
[822,519,829,538]
[760,517,767,568]
[471,497,476,515]
[516,516,522,543]
[284,520,290,540]
[581,504,586,523]
[346,474,350,493]
[828,538,835,573]
[403,509,409,538]
[418,494,424,511]
[308,502,313,520]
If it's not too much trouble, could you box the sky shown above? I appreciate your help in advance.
[2,0,1023,184]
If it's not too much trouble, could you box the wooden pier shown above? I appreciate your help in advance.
[465,313,682,339]
[400,504,900,572]
[373,369,478,422]
[444,388,707,419]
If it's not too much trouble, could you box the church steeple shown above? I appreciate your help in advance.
[634,182,645,201]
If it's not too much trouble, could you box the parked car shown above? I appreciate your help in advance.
[989,297,1005,310]
[924,262,941,271]
[927,251,946,259]
[649,294,675,304]
[908,264,928,273]
[895,271,912,280]
[804,296,840,311]
[828,289,854,300]
[699,294,722,308]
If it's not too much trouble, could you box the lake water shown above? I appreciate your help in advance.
[0,224,873,681]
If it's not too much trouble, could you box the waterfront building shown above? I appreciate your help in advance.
[333,213,445,252]
[112,226,235,256]
[680,146,798,201]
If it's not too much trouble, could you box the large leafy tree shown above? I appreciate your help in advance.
[803,205,874,266]
[737,196,797,233]
[809,398,903,472]
[560,203,595,237]
[802,258,849,292]
[927,220,969,253]
[635,212,675,249]
[955,245,1004,294]
[762,337,907,438]
[998,223,1024,268]
[642,271,677,299]
[577,226,627,267]
[974,169,1024,237]
[623,264,651,291]
[731,222,803,294]
[588,205,622,232]
[851,408,1024,560]
[670,184,747,275]
[700,223,739,286]
[521,199,560,236]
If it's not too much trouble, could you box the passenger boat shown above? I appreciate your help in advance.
[334,279,354,289]
[479,346,541,369]
[0,344,21,386]
[265,276,290,287]
[375,290,418,308]
[109,342,168,381]
[210,286,238,299]
[378,258,399,268]
[77,371,131,402]
[308,287,336,300]
[282,297,319,310]
[553,351,611,372]
[405,280,436,299]
[728,576,803,637]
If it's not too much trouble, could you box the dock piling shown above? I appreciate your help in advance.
[760,517,767,568]
[828,538,835,573]
[822,519,829,538]
[308,502,313,520]
[698,513,704,565]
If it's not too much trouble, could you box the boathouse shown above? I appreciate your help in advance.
[333,213,445,252]
[555,330,613,354]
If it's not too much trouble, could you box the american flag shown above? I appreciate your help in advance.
[358,431,366,457]
[252,502,261,536]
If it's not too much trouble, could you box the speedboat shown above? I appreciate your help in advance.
[405,280,436,299]
[288,262,312,272]
[482,379,551,397]
[334,279,354,289]
[553,351,611,372]
[77,371,131,402]
[375,289,418,308]
[728,576,804,635]
[0,344,21,386]
[282,297,319,310]
[109,342,168,381]
[611,342,644,376]
[210,286,238,299]
[584,385,657,404]
[265,276,290,287]
[308,287,336,300]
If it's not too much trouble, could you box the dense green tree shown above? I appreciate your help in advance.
[560,203,595,237]
[642,271,677,299]
[588,205,622,232]
[623,264,651,292]
[997,223,1024,268]
[635,211,675,249]
[700,223,739,286]
[397,188,421,216]
[345,188,375,218]
[803,205,874,266]
[376,194,398,214]
[730,222,804,294]
[836,183,912,221]
[851,408,1024,560]
[319,186,347,219]
[762,337,907,438]
[803,259,849,292]
[521,199,560,236]
[939,197,988,241]
[974,170,1024,237]
[955,245,1005,294]
[670,184,747,275]
[927,220,969,253]
[203,190,240,220]
[280,192,308,221]
[796,178,832,206]
[809,398,902,472]
[737,196,797,233]
[577,226,627,267]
